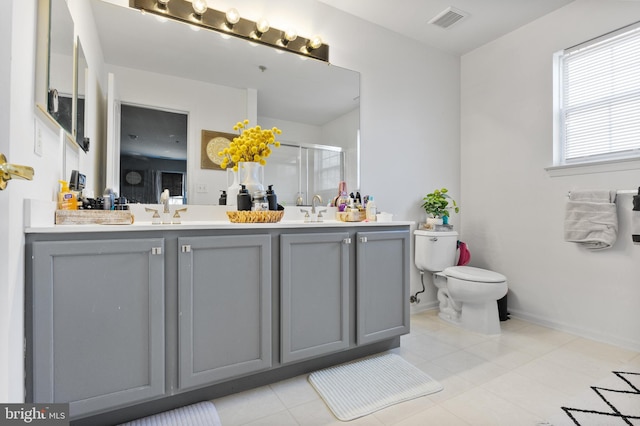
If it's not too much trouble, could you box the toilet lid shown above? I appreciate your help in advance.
[444,266,506,283]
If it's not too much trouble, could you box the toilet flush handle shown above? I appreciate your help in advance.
[430,237,438,241]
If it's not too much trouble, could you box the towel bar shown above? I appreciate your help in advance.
[567,189,638,197]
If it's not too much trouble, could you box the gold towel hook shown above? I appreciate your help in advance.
[0,153,35,190]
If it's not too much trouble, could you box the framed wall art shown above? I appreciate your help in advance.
[201,130,235,170]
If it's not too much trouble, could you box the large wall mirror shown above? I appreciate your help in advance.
[91,0,360,206]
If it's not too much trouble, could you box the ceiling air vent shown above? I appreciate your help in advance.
[428,7,468,29]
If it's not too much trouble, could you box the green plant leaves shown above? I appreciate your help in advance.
[421,187,458,218]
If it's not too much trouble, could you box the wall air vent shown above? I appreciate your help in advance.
[428,7,469,29]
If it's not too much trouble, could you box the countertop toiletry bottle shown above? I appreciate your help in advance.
[366,195,377,221]
[633,187,640,244]
[333,181,350,212]
[103,187,115,211]
[219,190,227,205]
[267,185,277,211]
[252,190,268,211]
[237,184,252,211]
[58,180,78,210]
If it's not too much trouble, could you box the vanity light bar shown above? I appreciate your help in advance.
[130,0,329,62]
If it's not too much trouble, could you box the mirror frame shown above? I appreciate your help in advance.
[34,0,84,151]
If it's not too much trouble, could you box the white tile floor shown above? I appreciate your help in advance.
[212,310,640,425]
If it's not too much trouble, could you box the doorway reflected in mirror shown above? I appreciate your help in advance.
[119,104,188,204]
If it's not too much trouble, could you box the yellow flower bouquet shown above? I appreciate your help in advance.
[218,119,282,171]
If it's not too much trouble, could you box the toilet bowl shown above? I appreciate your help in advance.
[414,230,508,335]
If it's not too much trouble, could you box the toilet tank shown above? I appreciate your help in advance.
[414,230,458,272]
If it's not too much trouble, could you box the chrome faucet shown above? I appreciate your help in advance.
[311,194,323,213]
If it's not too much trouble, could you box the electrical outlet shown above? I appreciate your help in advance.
[196,183,208,193]
[34,123,43,156]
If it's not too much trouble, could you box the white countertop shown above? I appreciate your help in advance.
[24,199,412,234]
[25,220,412,234]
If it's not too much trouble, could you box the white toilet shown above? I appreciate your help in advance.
[414,230,508,335]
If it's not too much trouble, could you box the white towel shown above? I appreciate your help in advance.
[564,190,618,250]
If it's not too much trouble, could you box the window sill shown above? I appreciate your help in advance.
[545,157,640,177]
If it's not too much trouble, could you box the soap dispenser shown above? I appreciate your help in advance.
[266,185,277,211]
[58,180,78,210]
[219,190,227,206]
[237,184,252,211]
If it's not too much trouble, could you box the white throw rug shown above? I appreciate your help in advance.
[308,353,443,421]
[547,370,640,425]
[118,401,222,426]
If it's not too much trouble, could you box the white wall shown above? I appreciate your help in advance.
[1,0,460,399]
[461,0,640,351]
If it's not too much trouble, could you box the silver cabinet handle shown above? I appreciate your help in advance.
[343,238,352,244]
[359,236,368,243]
[181,245,191,253]
[151,247,163,255]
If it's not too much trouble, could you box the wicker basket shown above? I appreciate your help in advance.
[226,210,284,223]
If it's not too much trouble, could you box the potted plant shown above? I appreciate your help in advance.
[421,188,459,226]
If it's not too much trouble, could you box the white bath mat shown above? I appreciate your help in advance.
[308,353,443,421]
[118,401,221,426]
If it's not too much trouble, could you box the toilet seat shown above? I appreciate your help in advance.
[444,266,506,283]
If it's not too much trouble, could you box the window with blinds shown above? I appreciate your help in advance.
[555,21,640,165]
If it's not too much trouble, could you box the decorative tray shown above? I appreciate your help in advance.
[226,210,284,223]
[55,210,134,225]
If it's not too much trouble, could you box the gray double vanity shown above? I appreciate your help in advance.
[25,215,410,424]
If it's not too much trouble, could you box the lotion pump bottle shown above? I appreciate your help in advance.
[266,185,278,211]
[219,190,227,205]
[237,184,252,211]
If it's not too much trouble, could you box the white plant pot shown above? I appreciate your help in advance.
[426,217,443,226]
[423,217,443,230]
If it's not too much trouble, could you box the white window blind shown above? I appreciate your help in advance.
[558,22,640,164]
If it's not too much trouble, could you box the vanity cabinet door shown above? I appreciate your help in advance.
[356,230,410,345]
[30,238,166,418]
[280,232,350,364]
[177,234,272,389]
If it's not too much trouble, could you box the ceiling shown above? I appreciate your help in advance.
[316,0,575,55]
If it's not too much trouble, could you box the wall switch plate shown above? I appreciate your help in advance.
[34,122,43,156]
[196,183,208,193]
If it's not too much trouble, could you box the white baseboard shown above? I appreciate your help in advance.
[508,308,640,353]
[410,300,438,315]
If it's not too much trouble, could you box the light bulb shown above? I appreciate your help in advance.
[281,28,297,46]
[256,18,270,34]
[307,35,323,50]
[225,8,240,25]
[192,0,207,16]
